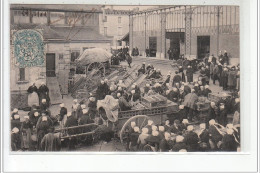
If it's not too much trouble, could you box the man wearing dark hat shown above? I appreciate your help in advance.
[118,94,132,111]
[217,103,228,126]
[172,71,182,87]
[138,62,146,75]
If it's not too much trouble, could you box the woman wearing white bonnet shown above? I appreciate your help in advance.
[27,82,39,107]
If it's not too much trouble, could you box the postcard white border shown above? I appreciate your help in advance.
[1,0,259,172]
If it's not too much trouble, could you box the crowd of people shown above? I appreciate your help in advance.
[11,50,240,152]
[125,119,240,152]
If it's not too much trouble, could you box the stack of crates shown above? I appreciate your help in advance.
[141,94,168,108]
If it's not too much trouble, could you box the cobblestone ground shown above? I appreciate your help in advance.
[16,57,234,151]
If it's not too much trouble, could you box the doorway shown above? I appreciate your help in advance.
[197,36,210,59]
[149,37,157,57]
[46,53,56,77]
[166,32,184,60]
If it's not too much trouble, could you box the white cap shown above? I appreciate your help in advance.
[179,105,184,109]
[210,102,216,106]
[166,83,170,87]
[60,103,65,107]
[131,121,136,128]
[152,125,158,131]
[42,99,46,103]
[187,125,194,131]
[200,123,206,129]
[118,87,122,91]
[173,87,178,92]
[131,90,135,94]
[34,112,39,117]
[166,90,170,95]
[209,119,216,125]
[205,85,209,89]
[13,108,18,113]
[222,92,228,97]
[131,85,135,89]
[195,83,199,87]
[158,69,161,72]
[117,93,121,97]
[81,104,86,109]
[191,89,195,93]
[89,97,95,102]
[188,65,191,68]
[14,114,20,120]
[67,112,72,117]
[82,109,88,114]
[182,119,188,124]
[101,80,104,84]
[42,116,47,121]
[159,126,165,132]
[104,79,108,82]
[143,62,145,64]
[148,120,154,125]
[235,98,240,103]
[152,130,159,136]
[119,80,123,83]
[73,99,78,103]
[176,135,184,143]
[12,127,19,133]
[200,86,204,89]
[145,84,150,87]
[41,82,45,85]
[227,128,234,135]
[179,149,187,152]
[184,82,188,86]
[24,115,29,119]
[164,132,171,139]
[134,126,140,133]
[142,128,149,134]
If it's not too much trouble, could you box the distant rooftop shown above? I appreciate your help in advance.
[11,23,111,43]
[10,4,103,13]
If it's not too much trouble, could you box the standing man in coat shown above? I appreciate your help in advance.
[38,82,50,107]
[126,53,132,68]
[183,89,198,121]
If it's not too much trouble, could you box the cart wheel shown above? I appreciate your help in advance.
[87,62,106,77]
[119,115,150,144]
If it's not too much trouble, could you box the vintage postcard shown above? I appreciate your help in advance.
[9,4,241,153]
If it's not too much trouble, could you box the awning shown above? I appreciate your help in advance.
[120,32,129,42]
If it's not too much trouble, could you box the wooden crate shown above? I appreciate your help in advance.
[208,92,231,102]
[141,94,167,108]
[166,100,179,113]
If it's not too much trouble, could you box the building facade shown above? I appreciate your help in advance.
[129,5,239,60]
[10,5,111,109]
[99,7,131,47]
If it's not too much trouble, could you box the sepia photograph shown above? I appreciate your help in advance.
[9,4,241,153]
